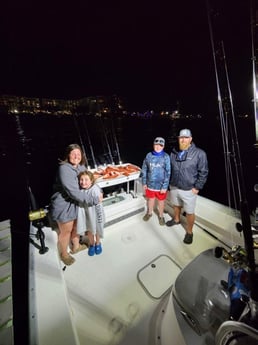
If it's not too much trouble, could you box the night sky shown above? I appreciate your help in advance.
[0,0,252,113]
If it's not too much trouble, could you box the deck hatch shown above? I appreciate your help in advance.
[137,255,181,299]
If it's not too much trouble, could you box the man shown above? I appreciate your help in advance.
[166,129,208,244]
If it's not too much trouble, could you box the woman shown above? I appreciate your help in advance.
[50,143,100,265]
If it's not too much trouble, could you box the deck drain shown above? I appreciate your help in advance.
[121,232,136,243]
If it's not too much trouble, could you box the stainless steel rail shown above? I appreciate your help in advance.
[215,320,258,345]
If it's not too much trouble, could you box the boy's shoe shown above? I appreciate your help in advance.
[143,213,152,221]
[159,217,165,226]
[166,219,180,227]
[88,245,95,256]
[183,233,193,244]
[95,243,102,255]
[79,235,90,247]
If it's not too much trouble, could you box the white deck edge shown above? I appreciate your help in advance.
[29,223,80,345]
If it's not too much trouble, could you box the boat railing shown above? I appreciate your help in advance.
[215,320,258,345]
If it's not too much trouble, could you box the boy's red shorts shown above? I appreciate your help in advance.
[145,188,167,200]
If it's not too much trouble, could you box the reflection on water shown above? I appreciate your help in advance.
[1,111,256,218]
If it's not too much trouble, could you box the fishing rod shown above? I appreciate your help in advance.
[72,113,88,167]
[81,116,98,169]
[250,0,258,145]
[206,2,237,210]
[206,0,258,306]
[14,115,49,254]
[99,116,114,165]
[14,115,38,211]
[110,115,122,164]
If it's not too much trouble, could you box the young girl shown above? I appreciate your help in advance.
[77,170,105,256]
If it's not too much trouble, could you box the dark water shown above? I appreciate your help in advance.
[0,110,257,343]
[1,111,256,215]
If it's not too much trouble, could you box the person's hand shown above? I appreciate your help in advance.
[160,189,166,194]
[143,185,147,190]
[192,188,199,194]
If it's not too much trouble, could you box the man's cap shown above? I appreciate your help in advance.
[153,137,165,146]
[178,129,192,137]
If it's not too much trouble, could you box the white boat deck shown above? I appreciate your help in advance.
[29,192,231,345]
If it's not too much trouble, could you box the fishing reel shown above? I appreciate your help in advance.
[29,208,49,254]
[215,245,250,321]
[215,245,248,269]
[29,208,48,222]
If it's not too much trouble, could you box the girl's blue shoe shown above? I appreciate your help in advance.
[95,243,102,255]
[88,246,95,256]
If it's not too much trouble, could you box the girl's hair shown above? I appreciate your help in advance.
[78,170,95,185]
[60,143,87,166]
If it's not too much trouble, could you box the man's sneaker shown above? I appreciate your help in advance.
[183,233,193,244]
[143,213,152,221]
[88,245,95,256]
[95,243,102,255]
[159,217,165,226]
[166,219,180,227]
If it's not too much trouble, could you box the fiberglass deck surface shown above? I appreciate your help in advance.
[59,211,219,345]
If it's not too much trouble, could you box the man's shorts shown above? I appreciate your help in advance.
[169,186,197,214]
[145,188,167,201]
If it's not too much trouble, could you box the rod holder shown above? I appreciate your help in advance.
[33,220,49,255]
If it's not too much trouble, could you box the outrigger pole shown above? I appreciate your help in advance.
[206,0,258,307]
